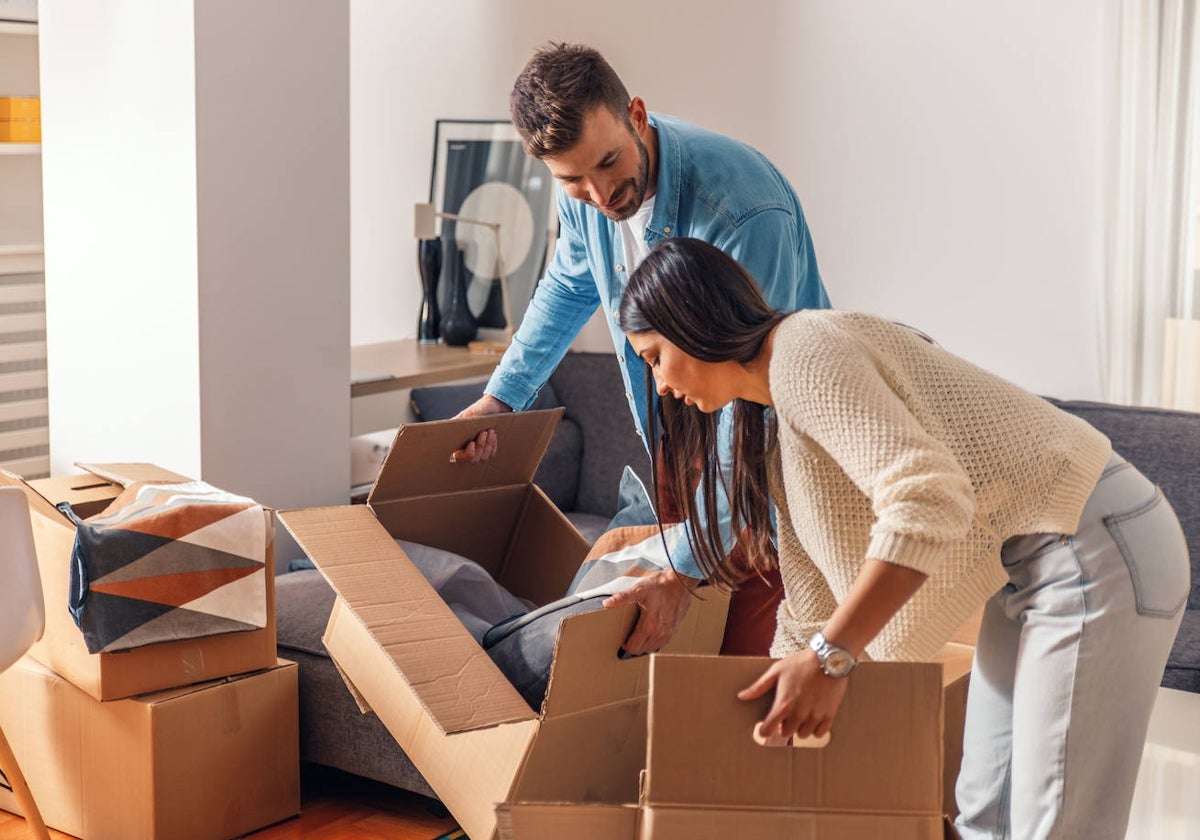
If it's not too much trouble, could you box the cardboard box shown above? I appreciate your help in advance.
[0,463,278,700]
[497,650,973,839]
[0,657,300,840]
[640,656,951,838]
[278,410,731,840]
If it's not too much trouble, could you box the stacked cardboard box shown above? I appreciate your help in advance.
[0,463,300,840]
[0,96,40,142]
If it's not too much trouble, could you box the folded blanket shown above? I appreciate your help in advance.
[61,480,268,653]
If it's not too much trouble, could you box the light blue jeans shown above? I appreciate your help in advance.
[955,454,1190,840]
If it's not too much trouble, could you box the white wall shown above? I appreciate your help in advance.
[39,1,351,568]
[39,2,204,473]
[353,0,1111,399]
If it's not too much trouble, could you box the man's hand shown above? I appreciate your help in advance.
[737,650,849,741]
[451,394,511,463]
[602,568,698,655]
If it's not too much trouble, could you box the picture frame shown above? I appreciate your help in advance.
[429,119,558,333]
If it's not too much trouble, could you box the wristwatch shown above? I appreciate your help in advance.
[809,631,858,678]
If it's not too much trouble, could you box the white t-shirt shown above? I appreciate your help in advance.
[617,194,656,274]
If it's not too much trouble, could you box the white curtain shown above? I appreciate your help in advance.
[1103,0,1200,409]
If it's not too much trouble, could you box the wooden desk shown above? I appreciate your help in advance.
[350,339,502,397]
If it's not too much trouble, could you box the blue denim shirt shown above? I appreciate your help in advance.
[487,113,830,577]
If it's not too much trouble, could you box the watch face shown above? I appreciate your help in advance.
[825,650,855,677]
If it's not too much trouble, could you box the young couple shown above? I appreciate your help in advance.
[458,41,1189,839]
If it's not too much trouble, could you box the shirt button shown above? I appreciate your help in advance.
[615,264,625,272]
[636,429,643,437]
[625,392,632,399]
[663,225,671,233]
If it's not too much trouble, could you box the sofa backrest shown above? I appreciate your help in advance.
[409,352,652,519]
[549,352,653,517]
[1048,398,1200,609]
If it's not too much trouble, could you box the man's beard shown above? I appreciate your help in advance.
[600,132,651,222]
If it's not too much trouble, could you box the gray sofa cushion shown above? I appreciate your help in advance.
[1048,398,1200,687]
[1164,609,1200,693]
[1046,399,1200,609]
[548,354,653,518]
[275,568,335,657]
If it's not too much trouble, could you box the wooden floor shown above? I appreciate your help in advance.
[0,764,463,840]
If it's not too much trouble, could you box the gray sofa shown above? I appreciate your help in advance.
[1046,398,1199,693]
[276,352,651,796]
[275,356,1200,799]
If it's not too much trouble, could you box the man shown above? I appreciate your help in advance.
[457,42,830,655]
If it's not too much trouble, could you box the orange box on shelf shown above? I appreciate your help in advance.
[0,120,40,142]
[0,96,39,120]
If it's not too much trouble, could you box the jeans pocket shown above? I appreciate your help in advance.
[1104,488,1191,617]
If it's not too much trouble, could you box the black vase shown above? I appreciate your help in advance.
[416,237,442,344]
[439,245,477,346]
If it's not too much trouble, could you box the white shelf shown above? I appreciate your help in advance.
[0,244,42,256]
[0,21,37,36]
[0,143,39,155]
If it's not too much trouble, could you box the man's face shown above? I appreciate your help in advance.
[543,101,654,222]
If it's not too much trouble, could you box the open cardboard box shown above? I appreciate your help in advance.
[498,653,971,840]
[0,656,299,840]
[278,410,730,840]
[0,462,277,700]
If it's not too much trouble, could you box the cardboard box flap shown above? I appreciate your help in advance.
[645,656,944,815]
[74,462,193,487]
[278,504,537,733]
[542,587,730,719]
[367,409,564,505]
[0,467,61,521]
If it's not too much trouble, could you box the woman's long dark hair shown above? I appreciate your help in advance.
[620,238,786,588]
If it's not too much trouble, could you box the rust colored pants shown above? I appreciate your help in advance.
[653,446,783,657]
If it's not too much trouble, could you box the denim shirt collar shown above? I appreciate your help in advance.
[646,113,679,245]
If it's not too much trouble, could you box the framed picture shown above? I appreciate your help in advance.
[429,119,558,332]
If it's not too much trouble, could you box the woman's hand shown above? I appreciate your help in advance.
[737,650,849,741]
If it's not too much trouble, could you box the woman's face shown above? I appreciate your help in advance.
[626,330,741,413]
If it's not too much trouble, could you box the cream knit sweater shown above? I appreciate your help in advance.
[766,312,1111,662]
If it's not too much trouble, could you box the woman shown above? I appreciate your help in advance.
[619,237,1189,840]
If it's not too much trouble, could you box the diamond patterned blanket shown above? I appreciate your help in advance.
[59,480,268,654]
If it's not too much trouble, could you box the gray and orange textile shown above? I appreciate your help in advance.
[59,480,268,654]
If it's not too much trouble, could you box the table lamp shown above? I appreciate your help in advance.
[414,201,513,355]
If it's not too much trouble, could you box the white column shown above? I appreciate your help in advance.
[39,0,350,569]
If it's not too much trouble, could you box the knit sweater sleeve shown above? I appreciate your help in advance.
[769,512,839,658]
[771,317,977,576]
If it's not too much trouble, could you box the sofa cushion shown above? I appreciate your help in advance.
[1164,609,1200,693]
[275,568,336,657]
[549,354,653,518]
[409,380,583,512]
[1047,399,1200,610]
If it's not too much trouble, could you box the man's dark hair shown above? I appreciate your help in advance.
[509,42,631,158]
